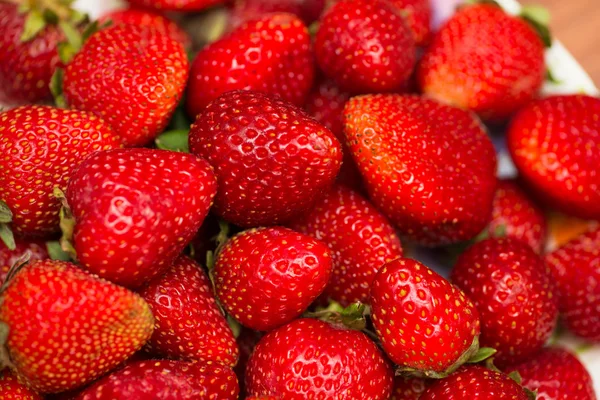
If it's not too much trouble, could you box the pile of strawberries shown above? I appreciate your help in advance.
[0,0,599,398]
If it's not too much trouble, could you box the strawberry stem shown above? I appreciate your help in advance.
[304,301,368,331]
[53,188,77,260]
[0,322,15,372]
[0,201,15,251]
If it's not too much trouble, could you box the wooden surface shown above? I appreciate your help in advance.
[531,0,600,86]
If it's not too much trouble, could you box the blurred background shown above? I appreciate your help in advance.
[536,0,599,85]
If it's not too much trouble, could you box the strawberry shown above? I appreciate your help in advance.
[246,397,279,400]
[230,0,326,28]
[420,366,530,399]
[99,8,192,48]
[451,238,558,365]
[505,347,596,400]
[389,0,432,46]
[0,370,42,400]
[73,360,239,400]
[246,318,393,399]
[370,258,481,376]
[289,184,403,306]
[417,4,546,122]
[391,376,429,400]
[214,227,332,331]
[63,24,189,147]
[65,148,217,288]
[544,227,600,341]
[189,90,341,227]
[0,105,120,238]
[0,259,154,393]
[486,179,547,253]
[507,95,600,219]
[139,255,238,366]
[315,0,416,94]
[343,94,497,246]
[186,13,314,117]
[0,238,48,285]
[125,0,225,12]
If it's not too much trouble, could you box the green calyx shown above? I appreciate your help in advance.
[15,0,88,42]
[304,301,368,331]
[53,187,77,260]
[0,322,14,372]
[520,5,552,48]
[155,130,190,153]
[0,201,15,251]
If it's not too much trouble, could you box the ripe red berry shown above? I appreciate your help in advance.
[0,238,48,285]
[0,370,42,400]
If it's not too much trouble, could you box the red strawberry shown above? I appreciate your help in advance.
[343,94,497,246]
[370,258,480,376]
[214,227,332,331]
[389,0,432,46]
[0,105,120,238]
[99,8,192,48]
[246,397,279,400]
[1,238,48,285]
[74,360,239,400]
[451,238,558,365]
[417,4,545,122]
[126,0,225,12]
[139,255,239,366]
[246,318,393,399]
[420,366,530,399]
[0,259,154,393]
[230,0,326,28]
[505,347,596,400]
[289,184,403,306]
[63,24,189,147]
[486,179,547,253]
[544,227,600,341]
[189,90,341,227]
[0,370,42,400]
[315,0,416,94]
[508,95,600,219]
[65,148,217,288]
[391,376,429,400]
[186,13,314,117]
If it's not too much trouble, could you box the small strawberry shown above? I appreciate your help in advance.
[189,90,341,227]
[230,0,326,28]
[486,179,547,253]
[508,95,600,219]
[126,0,226,12]
[0,238,48,285]
[452,238,558,365]
[99,8,192,48]
[214,227,332,331]
[0,259,154,393]
[505,347,596,400]
[0,370,42,400]
[246,318,393,399]
[544,227,600,341]
[289,184,403,306]
[0,105,120,238]
[417,4,546,121]
[370,258,481,376]
[65,148,217,288]
[63,24,189,147]
[186,13,314,117]
[343,94,497,246]
[139,255,239,366]
[73,360,239,400]
[391,376,429,400]
[389,0,432,46]
[315,0,416,94]
[420,366,530,399]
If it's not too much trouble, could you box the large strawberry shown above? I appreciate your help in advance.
[289,184,403,306]
[544,227,600,341]
[389,0,432,46]
[230,0,326,28]
[508,95,600,219]
[139,256,238,366]
[246,318,393,399]
[126,0,225,12]
[65,148,217,288]
[417,4,546,121]
[315,0,415,94]
[73,360,239,400]
[0,105,120,238]
[452,238,558,365]
[0,260,154,393]
[63,24,189,147]
[0,238,48,285]
[214,227,332,331]
[0,370,42,399]
[186,13,314,117]
[343,94,497,246]
[189,90,341,227]
[505,347,596,400]
[370,258,481,376]
[486,179,547,253]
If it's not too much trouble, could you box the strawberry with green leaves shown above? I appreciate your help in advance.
[343,94,497,246]
[290,184,403,306]
[0,238,48,285]
[64,148,217,288]
[139,256,238,366]
[0,259,154,394]
[0,370,42,400]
